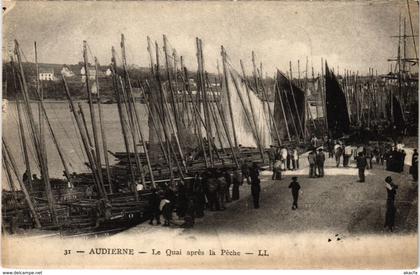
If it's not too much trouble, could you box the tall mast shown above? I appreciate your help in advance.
[406,0,418,59]
[119,36,156,187]
[83,41,106,197]
[252,51,259,93]
[240,60,264,160]
[63,77,104,199]
[10,57,34,192]
[147,36,155,76]
[258,65,282,147]
[275,79,292,141]
[197,38,214,166]
[3,139,41,228]
[321,58,328,135]
[16,100,34,192]
[14,40,57,225]
[163,35,180,134]
[155,41,174,181]
[34,42,45,163]
[221,46,239,148]
[183,66,209,168]
[286,72,305,140]
[95,57,113,193]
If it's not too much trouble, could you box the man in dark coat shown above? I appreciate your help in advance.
[181,195,195,228]
[410,149,418,181]
[249,162,261,209]
[288,176,301,210]
[268,145,277,171]
[272,159,282,180]
[224,170,233,203]
[206,172,220,211]
[316,148,326,177]
[217,170,228,210]
[335,145,343,167]
[308,150,317,178]
[399,150,406,173]
[241,161,250,184]
[232,169,243,201]
[356,152,367,182]
[176,181,188,218]
[193,173,206,218]
[384,176,398,232]
[148,188,161,225]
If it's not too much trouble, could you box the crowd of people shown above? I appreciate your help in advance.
[268,145,300,181]
[147,162,263,228]
[145,136,418,232]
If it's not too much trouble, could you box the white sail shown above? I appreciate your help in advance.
[221,65,272,148]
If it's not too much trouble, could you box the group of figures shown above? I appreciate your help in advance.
[146,162,263,228]
[268,145,300,181]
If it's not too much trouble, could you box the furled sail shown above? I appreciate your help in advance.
[221,64,272,148]
[325,62,350,139]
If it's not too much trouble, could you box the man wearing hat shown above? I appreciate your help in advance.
[356,152,368,182]
[268,145,277,171]
[316,148,326,177]
[288,176,301,210]
[249,162,261,209]
[384,176,398,231]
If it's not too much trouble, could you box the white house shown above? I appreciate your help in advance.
[81,66,105,82]
[39,69,55,81]
[61,66,75,77]
[80,66,96,81]
[105,68,112,77]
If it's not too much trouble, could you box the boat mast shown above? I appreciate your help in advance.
[94,57,113,193]
[83,41,107,197]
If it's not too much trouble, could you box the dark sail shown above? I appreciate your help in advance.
[273,70,306,140]
[392,95,405,131]
[325,62,350,138]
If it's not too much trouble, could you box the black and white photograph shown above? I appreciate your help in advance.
[1,0,418,269]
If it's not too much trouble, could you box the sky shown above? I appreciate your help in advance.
[3,0,419,75]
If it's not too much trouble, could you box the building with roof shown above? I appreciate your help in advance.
[39,69,56,81]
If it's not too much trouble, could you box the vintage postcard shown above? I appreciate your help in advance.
[1,0,418,269]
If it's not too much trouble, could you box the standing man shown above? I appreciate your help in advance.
[384,176,398,232]
[241,161,250,184]
[268,145,277,171]
[410,149,418,181]
[160,195,172,227]
[334,143,343,167]
[193,173,206,218]
[272,158,282,180]
[249,162,261,209]
[365,144,373,170]
[206,172,220,211]
[316,148,326,177]
[148,188,161,225]
[327,139,334,158]
[232,169,243,200]
[288,176,301,210]
[311,135,319,148]
[308,150,317,178]
[217,170,228,211]
[292,147,299,170]
[356,152,367,182]
[281,147,288,171]
[287,147,293,170]
[343,143,353,167]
